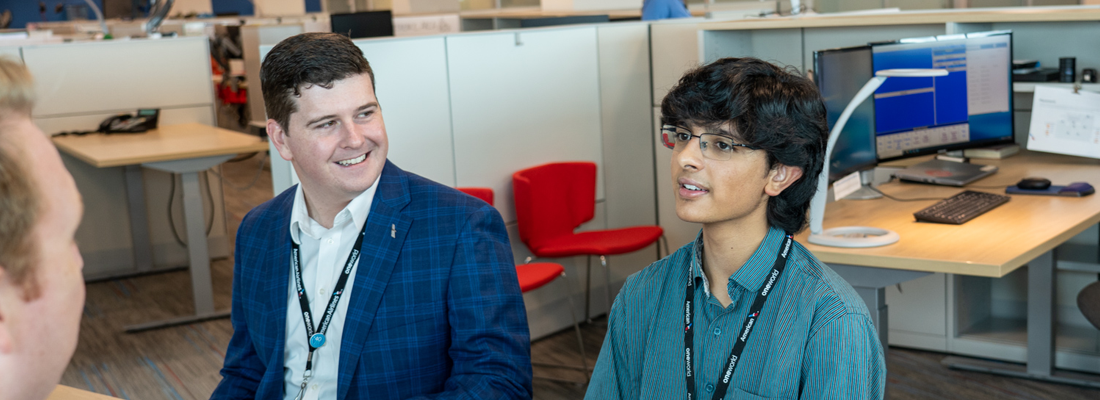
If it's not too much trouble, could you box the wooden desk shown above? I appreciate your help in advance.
[457,7,643,31]
[458,7,641,20]
[53,123,269,332]
[799,151,1100,387]
[52,123,270,168]
[700,5,1100,31]
[48,385,119,400]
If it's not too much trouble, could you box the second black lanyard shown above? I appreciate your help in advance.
[684,233,793,400]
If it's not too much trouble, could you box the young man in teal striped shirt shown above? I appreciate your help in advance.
[586,58,886,399]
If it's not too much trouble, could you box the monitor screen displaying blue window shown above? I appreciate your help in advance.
[813,45,877,183]
[871,31,1014,161]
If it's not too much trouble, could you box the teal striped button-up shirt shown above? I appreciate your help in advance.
[586,227,885,399]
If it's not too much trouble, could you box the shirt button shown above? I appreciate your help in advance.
[320,288,327,297]
[706,383,715,392]
[311,384,319,391]
[326,239,334,244]
[713,327,721,336]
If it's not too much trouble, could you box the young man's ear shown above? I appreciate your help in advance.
[267,119,294,162]
[764,164,803,197]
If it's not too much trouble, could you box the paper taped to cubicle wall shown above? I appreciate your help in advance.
[1027,85,1100,159]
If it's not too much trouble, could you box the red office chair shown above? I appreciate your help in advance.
[512,162,666,322]
[456,187,590,383]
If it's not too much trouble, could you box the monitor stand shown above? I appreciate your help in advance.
[836,169,883,201]
[843,185,883,200]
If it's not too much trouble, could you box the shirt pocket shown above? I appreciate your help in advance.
[732,387,795,400]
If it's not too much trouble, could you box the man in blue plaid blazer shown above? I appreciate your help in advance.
[211,33,532,399]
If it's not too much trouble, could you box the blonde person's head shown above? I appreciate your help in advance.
[0,56,40,298]
[0,57,34,117]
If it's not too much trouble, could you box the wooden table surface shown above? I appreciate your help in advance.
[794,151,1100,278]
[457,7,641,19]
[51,122,270,168]
[700,6,1100,31]
[47,385,118,400]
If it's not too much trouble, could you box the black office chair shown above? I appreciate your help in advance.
[1078,280,1100,331]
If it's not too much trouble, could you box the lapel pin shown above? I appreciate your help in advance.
[391,224,396,238]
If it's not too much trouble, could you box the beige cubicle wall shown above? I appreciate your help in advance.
[648,17,708,251]
[682,5,1100,373]
[20,36,228,280]
[241,24,305,131]
[261,22,656,340]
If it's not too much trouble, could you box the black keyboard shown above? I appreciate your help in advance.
[913,190,1011,225]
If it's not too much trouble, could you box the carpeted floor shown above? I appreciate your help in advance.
[60,152,1100,399]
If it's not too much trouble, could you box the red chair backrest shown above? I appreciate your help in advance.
[512,162,597,251]
[456,187,495,206]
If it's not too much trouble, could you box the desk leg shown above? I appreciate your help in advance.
[1028,249,1055,377]
[126,156,234,333]
[125,165,153,271]
[179,171,215,316]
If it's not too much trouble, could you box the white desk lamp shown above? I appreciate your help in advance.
[807,68,948,248]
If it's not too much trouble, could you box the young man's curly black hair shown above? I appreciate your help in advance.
[661,57,828,234]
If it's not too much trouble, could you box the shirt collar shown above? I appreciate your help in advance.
[690,226,788,298]
[289,176,381,245]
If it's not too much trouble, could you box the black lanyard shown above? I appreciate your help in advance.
[684,233,793,400]
[290,221,367,397]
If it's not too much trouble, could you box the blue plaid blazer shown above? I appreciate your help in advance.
[212,161,532,399]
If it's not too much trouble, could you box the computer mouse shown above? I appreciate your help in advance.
[1017,177,1052,190]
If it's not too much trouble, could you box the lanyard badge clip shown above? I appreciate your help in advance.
[293,353,315,400]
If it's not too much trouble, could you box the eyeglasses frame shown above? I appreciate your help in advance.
[660,124,760,161]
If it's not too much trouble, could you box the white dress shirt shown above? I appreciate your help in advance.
[283,178,379,400]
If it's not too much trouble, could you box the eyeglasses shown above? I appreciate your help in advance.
[660,125,759,161]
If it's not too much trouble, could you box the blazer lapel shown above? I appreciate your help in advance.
[336,161,412,400]
[262,190,293,379]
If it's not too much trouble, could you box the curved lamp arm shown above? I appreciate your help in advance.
[808,68,947,246]
[809,76,887,235]
[82,0,107,35]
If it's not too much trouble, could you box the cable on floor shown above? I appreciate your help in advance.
[167,172,216,248]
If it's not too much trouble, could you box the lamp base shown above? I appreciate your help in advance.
[808,226,899,248]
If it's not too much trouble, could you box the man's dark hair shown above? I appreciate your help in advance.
[661,57,827,234]
[260,32,376,133]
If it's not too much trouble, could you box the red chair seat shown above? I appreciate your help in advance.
[532,226,664,258]
[516,262,565,293]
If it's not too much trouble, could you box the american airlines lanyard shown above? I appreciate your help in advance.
[290,223,367,400]
[684,233,793,400]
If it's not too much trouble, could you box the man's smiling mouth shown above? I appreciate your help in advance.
[337,153,367,166]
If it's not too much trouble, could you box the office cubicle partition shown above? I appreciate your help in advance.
[21,37,227,279]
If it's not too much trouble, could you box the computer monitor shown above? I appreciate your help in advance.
[519,15,610,28]
[870,30,1014,161]
[330,11,394,39]
[813,45,877,183]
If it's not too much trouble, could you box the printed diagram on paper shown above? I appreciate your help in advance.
[1028,85,1100,159]
[1045,111,1096,142]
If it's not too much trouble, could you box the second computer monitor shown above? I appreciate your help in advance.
[814,45,877,183]
[871,30,1015,161]
[330,11,395,39]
